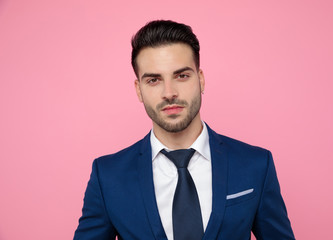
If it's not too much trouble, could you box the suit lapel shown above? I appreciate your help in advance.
[203,126,229,240]
[137,133,168,240]
[136,126,228,240]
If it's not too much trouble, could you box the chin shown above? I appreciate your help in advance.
[158,118,194,133]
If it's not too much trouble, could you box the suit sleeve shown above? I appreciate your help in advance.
[73,159,117,240]
[252,151,295,240]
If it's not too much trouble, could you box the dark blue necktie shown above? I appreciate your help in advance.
[161,148,204,240]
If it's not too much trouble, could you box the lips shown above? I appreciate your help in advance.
[162,105,184,115]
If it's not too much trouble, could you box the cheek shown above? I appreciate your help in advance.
[141,88,161,103]
[184,82,201,97]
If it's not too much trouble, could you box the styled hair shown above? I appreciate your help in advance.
[131,20,200,77]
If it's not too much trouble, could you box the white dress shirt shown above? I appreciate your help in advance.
[150,122,212,240]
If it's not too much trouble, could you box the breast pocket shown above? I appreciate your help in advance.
[225,188,256,206]
[219,188,258,239]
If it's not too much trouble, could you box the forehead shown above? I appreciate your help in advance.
[136,43,196,76]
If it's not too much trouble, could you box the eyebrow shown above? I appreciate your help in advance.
[141,73,161,80]
[140,66,195,80]
[173,67,195,75]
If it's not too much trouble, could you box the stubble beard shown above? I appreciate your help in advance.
[143,94,202,133]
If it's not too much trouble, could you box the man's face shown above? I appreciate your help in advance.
[135,43,205,133]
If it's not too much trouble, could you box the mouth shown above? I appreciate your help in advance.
[162,105,184,115]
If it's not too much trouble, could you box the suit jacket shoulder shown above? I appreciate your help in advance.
[96,132,150,165]
[205,124,295,240]
[207,125,271,171]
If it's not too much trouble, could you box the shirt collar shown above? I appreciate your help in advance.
[150,122,211,161]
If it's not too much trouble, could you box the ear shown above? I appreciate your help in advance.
[134,79,143,102]
[198,69,205,93]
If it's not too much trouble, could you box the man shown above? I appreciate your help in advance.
[74,20,295,240]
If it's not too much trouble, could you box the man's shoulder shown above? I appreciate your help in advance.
[208,125,270,157]
[218,132,267,151]
[209,127,273,173]
[94,132,150,166]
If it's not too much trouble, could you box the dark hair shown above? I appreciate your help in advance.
[131,20,200,77]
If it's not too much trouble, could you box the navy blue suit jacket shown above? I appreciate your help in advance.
[74,125,295,239]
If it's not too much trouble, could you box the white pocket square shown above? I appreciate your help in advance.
[226,188,254,200]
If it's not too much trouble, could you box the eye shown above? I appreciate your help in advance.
[147,78,160,85]
[177,73,190,79]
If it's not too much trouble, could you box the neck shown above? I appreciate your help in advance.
[153,114,203,149]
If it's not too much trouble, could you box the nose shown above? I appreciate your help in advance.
[162,80,178,101]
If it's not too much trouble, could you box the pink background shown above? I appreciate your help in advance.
[1,0,332,239]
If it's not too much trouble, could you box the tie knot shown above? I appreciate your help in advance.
[161,148,196,169]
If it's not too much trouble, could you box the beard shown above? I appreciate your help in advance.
[143,94,202,133]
